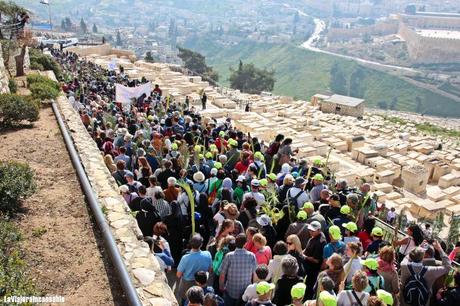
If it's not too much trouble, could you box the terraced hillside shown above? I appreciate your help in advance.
[184,38,460,118]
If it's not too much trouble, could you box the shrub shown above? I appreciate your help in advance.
[26,74,60,91]
[29,61,44,71]
[0,218,38,298]
[29,48,62,80]
[8,79,17,93]
[29,83,60,101]
[0,94,39,126]
[0,161,36,215]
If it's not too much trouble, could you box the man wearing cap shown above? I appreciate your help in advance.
[291,283,306,306]
[225,138,240,171]
[366,227,386,255]
[342,222,360,244]
[242,179,266,207]
[285,211,310,249]
[304,202,327,234]
[220,234,257,306]
[310,173,327,203]
[323,225,346,259]
[377,289,394,306]
[286,177,310,210]
[177,234,212,304]
[303,221,327,299]
[248,152,267,179]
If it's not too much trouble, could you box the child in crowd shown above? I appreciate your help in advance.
[243,265,270,303]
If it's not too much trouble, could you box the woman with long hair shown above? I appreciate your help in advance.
[104,154,117,173]
[393,224,424,263]
[286,234,306,277]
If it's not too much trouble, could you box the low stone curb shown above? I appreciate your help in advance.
[56,95,177,306]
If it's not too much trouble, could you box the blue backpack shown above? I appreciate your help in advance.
[403,265,429,306]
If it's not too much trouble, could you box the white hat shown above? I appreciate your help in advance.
[193,171,205,183]
[236,175,245,182]
[256,214,271,227]
[119,185,129,193]
[251,179,260,187]
[210,168,218,176]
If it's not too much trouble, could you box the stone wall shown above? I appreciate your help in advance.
[0,44,10,94]
[319,101,364,117]
[327,21,398,42]
[67,44,136,61]
[55,95,177,306]
[399,23,460,64]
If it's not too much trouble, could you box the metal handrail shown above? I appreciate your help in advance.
[51,102,142,306]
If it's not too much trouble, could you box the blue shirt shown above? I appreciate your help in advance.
[177,250,212,281]
[220,248,257,299]
[323,241,346,259]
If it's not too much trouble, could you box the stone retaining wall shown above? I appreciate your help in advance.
[0,44,10,93]
[55,95,177,306]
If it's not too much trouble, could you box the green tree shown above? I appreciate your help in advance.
[92,23,98,33]
[177,47,219,82]
[330,63,347,95]
[64,17,72,31]
[145,51,154,63]
[415,96,422,113]
[116,30,122,46]
[349,66,366,98]
[229,61,275,94]
[61,19,66,31]
[80,18,87,34]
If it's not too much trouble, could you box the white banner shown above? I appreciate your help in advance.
[115,82,152,104]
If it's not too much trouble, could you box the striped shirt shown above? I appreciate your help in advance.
[153,199,170,219]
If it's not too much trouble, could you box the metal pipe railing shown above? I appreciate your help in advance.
[51,102,142,306]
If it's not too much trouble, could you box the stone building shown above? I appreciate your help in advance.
[318,94,365,118]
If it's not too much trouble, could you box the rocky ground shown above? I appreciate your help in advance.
[0,106,126,305]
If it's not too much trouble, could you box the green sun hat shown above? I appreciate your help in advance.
[342,222,358,233]
[329,225,342,240]
[290,283,306,300]
[297,211,308,221]
[205,152,213,159]
[256,281,275,295]
[267,173,277,181]
[303,202,314,210]
[340,205,351,215]
[361,258,378,270]
[377,289,394,305]
[371,226,384,237]
[312,173,324,181]
[214,162,223,169]
[319,291,337,306]
[259,178,268,187]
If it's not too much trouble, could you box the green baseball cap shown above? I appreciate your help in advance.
[209,144,217,150]
[313,159,322,166]
[342,222,358,233]
[228,138,238,147]
[371,227,384,237]
[214,162,222,169]
[194,145,202,152]
[377,289,394,305]
[303,202,314,210]
[340,205,351,215]
[297,211,308,221]
[313,173,324,181]
[291,283,306,300]
[329,225,342,240]
[198,154,204,159]
[267,173,277,181]
[171,143,178,150]
[205,152,213,159]
[259,178,268,187]
[256,281,275,295]
[219,131,225,137]
[361,258,378,270]
[319,291,337,306]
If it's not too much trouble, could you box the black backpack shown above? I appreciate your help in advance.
[403,265,429,306]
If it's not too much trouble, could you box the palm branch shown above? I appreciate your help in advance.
[177,180,196,234]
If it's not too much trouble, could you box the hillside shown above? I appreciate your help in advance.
[184,38,460,118]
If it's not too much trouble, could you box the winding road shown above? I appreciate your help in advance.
[282,3,460,103]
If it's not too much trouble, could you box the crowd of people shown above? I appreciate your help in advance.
[52,48,460,306]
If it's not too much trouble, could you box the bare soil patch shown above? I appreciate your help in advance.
[0,106,126,305]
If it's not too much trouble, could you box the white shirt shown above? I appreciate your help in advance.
[146,186,162,201]
[243,191,265,207]
[337,290,369,306]
[242,283,258,302]
[267,255,288,283]
[287,187,310,209]
[343,258,362,284]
